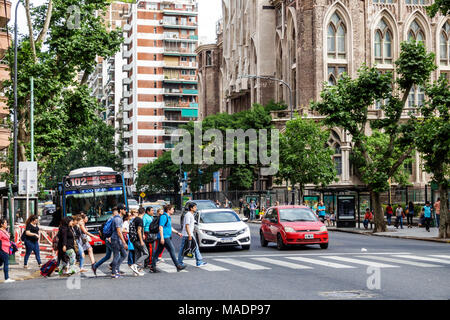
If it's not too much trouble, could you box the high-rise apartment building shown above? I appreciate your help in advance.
[121,0,199,187]
[0,1,11,186]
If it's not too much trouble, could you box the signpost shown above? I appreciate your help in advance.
[19,162,38,220]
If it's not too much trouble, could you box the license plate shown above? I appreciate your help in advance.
[221,238,234,243]
[94,242,103,246]
[304,234,314,240]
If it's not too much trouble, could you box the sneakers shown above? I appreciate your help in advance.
[177,265,187,272]
[130,264,141,276]
[91,265,97,277]
[149,266,160,273]
[4,279,15,283]
[196,262,208,268]
[111,273,121,279]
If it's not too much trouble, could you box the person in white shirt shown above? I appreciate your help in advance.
[177,203,207,267]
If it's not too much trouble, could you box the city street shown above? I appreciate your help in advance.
[1,218,449,300]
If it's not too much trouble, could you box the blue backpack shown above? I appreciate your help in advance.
[102,217,115,238]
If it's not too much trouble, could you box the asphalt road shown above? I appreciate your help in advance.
[1,218,449,300]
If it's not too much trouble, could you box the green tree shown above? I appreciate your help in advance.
[276,116,337,200]
[427,0,450,17]
[136,151,181,194]
[416,76,450,238]
[2,0,122,187]
[313,41,436,232]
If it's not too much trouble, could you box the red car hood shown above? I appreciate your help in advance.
[281,221,324,231]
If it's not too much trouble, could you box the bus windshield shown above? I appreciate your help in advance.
[65,187,125,223]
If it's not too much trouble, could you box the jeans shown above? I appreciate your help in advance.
[436,214,440,228]
[0,249,9,280]
[151,237,180,269]
[250,210,256,220]
[77,240,85,268]
[127,250,134,266]
[363,219,370,229]
[24,239,41,266]
[424,217,431,231]
[111,239,127,275]
[387,214,392,226]
[395,216,403,229]
[132,241,149,266]
[94,240,112,269]
[178,236,203,266]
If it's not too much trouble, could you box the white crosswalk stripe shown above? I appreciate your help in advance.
[286,256,356,269]
[183,260,230,271]
[394,255,450,265]
[322,256,399,268]
[251,257,313,270]
[355,255,442,268]
[429,255,450,260]
[213,258,271,270]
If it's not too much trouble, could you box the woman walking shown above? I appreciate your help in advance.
[58,217,78,275]
[23,215,42,269]
[0,219,15,283]
[72,216,87,272]
[78,213,97,270]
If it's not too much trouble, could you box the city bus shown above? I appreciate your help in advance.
[56,167,130,247]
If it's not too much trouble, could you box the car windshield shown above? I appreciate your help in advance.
[279,208,318,222]
[200,211,241,224]
[128,199,138,206]
[195,201,218,210]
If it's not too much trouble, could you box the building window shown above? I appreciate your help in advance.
[408,85,425,107]
[328,66,347,85]
[327,13,346,59]
[374,19,393,65]
[406,0,427,4]
[373,0,393,2]
[206,51,212,66]
[328,131,343,176]
[408,20,425,44]
[440,21,450,66]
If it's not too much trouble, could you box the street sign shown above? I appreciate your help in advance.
[140,192,146,199]
[19,162,38,195]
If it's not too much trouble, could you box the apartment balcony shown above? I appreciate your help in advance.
[123,101,132,111]
[123,23,132,32]
[123,131,132,139]
[123,90,132,99]
[163,62,198,70]
[124,36,132,45]
[124,116,133,125]
[163,76,197,84]
[0,127,10,150]
[123,158,133,166]
[0,96,8,119]
[0,1,11,28]
[163,47,197,56]
[122,77,132,86]
[163,9,198,17]
[122,49,132,59]
[161,19,197,30]
[163,33,198,43]
[123,63,133,72]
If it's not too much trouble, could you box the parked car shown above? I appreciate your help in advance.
[43,204,56,216]
[128,199,140,211]
[180,200,218,226]
[260,205,329,250]
[194,209,250,250]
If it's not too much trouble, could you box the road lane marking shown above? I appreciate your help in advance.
[183,260,230,271]
[199,252,412,259]
[286,256,355,269]
[213,258,271,270]
[355,255,442,268]
[157,262,188,273]
[251,257,313,270]
[322,256,399,268]
[429,255,450,260]
[394,255,450,265]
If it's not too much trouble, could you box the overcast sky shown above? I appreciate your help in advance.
[10,0,222,44]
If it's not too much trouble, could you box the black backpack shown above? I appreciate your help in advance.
[129,219,139,243]
[149,214,169,235]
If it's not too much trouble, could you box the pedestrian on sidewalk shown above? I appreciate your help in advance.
[129,208,148,276]
[423,201,432,232]
[317,201,327,223]
[386,204,394,226]
[363,208,373,230]
[178,203,207,268]
[111,204,129,279]
[249,200,257,221]
[329,209,336,227]
[0,219,15,283]
[143,206,155,269]
[23,215,42,269]
[79,213,97,270]
[149,205,186,273]
[57,217,78,275]
[434,198,440,229]
[72,216,87,272]
[407,202,414,228]
[395,204,404,229]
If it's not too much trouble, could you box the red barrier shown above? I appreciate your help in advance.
[15,224,59,260]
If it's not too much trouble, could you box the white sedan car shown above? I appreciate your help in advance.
[194,209,251,250]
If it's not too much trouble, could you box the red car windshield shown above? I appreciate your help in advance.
[279,208,318,222]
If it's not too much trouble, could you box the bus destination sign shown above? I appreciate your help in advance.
[65,175,118,188]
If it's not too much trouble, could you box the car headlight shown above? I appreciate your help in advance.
[284,226,296,233]
[200,229,214,236]
[320,226,328,232]
[237,227,248,235]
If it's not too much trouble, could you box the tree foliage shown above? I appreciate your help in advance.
[426,0,450,17]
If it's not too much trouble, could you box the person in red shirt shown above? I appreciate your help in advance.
[0,219,15,283]
[385,204,394,226]
[363,208,374,230]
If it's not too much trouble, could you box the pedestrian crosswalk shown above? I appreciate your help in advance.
[52,253,449,279]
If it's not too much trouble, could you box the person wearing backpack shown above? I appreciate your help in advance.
[0,219,15,283]
[177,203,207,268]
[92,209,117,276]
[129,208,147,276]
[149,205,186,273]
[110,204,129,279]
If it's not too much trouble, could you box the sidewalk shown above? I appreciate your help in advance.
[0,255,42,283]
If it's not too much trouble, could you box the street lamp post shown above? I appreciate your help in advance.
[238,74,294,120]
[13,0,22,185]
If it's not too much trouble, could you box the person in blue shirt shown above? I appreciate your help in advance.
[423,201,432,232]
[317,201,327,223]
[149,205,186,273]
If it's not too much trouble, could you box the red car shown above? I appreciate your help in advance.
[260,205,329,250]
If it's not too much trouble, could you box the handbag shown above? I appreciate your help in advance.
[183,238,198,258]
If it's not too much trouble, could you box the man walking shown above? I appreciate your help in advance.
[149,205,186,273]
[129,208,147,276]
[92,209,117,276]
[111,204,128,278]
[250,200,256,221]
[143,207,154,269]
[178,203,207,268]
[434,198,440,229]
[424,201,432,232]
[395,204,404,229]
